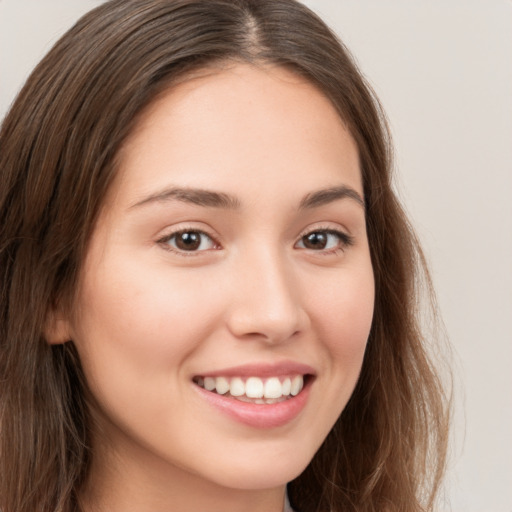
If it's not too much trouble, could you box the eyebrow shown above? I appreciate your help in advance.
[130,187,241,210]
[298,185,365,210]
[129,184,364,211]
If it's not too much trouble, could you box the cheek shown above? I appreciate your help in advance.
[71,253,222,390]
[313,265,375,360]
[297,262,374,451]
[69,255,228,448]
[305,262,374,424]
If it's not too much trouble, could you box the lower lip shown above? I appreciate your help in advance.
[193,380,311,429]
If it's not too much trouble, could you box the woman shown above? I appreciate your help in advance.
[0,1,450,511]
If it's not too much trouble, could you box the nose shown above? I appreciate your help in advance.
[225,249,309,344]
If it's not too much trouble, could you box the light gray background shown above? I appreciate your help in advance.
[1,1,511,511]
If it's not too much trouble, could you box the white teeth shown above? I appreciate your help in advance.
[245,377,264,398]
[290,375,303,396]
[197,375,305,400]
[264,377,283,399]
[215,376,230,395]
[204,377,216,391]
[282,377,291,396]
[230,377,245,397]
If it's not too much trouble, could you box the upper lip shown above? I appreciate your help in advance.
[194,361,316,378]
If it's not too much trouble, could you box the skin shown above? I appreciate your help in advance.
[49,64,375,512]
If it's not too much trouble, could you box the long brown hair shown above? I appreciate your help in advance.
[0,1,450,511]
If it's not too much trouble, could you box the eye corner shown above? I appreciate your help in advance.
[157,227,221,256]
[294,227,354,254]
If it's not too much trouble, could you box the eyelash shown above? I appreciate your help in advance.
[296,227,354,254]
[157,227,219,256]
[157,226,354,256]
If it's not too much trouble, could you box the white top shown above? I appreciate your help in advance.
[284,491,295,512]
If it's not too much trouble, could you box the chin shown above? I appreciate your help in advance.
[200,447,313,491]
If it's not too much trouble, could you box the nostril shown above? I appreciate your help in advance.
[226,310,306,345]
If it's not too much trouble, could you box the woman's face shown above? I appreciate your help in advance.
[65,64,374,494]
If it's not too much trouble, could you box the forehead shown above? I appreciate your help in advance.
[112,63,361,206]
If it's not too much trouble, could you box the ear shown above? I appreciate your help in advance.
[44,307,73,345]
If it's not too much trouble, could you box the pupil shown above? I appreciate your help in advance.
[177,232,200,250]
[304,232,327,249]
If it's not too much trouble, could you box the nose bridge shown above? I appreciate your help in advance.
[226,243,305,342]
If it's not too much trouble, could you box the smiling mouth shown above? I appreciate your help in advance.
[193,375,308,404]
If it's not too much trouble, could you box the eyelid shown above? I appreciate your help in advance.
[295,225,354,253]
[155,223,354,257]
[157,225,221,255]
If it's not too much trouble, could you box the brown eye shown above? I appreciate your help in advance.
[296,229,353,252]
[302,232,328,249]
[164,230,216,252]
